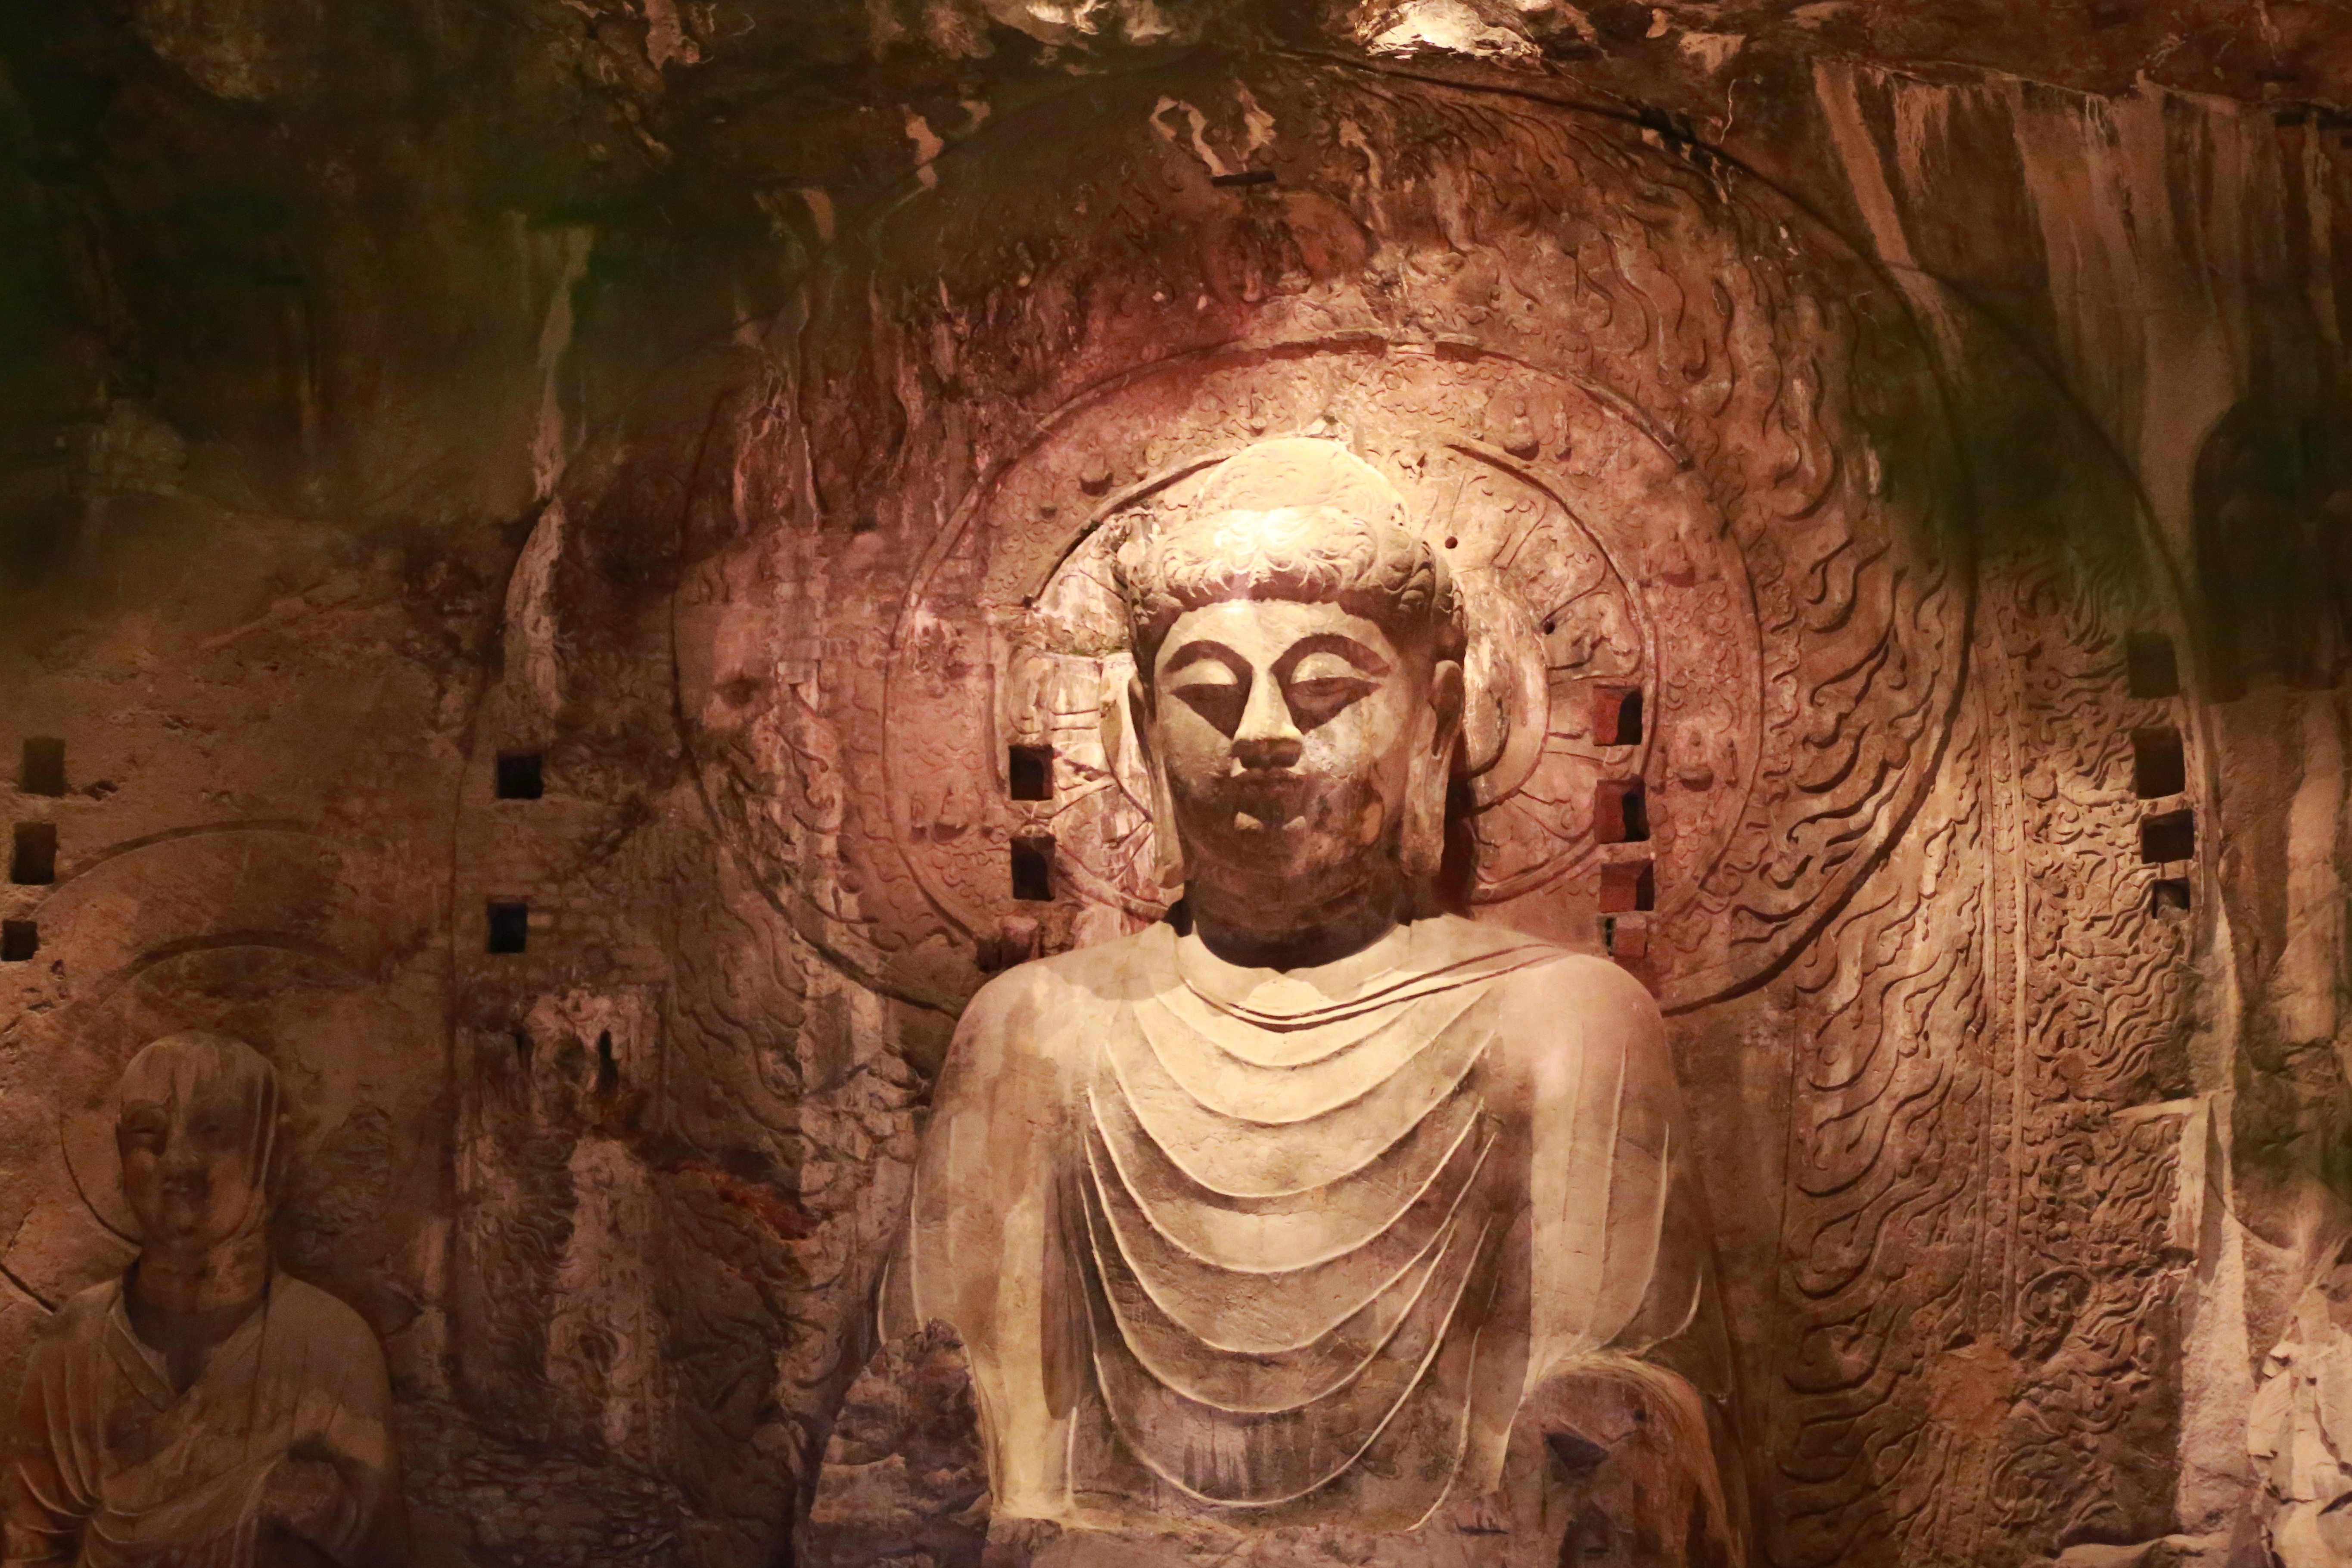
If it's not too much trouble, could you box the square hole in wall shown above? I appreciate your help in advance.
[0,920,34,961]
[1599,859,1655,913]
[20,738,64,797]
[1593,687,1643,747]
[1008,744,1053,802]
[495,753,544,800]
[977,915,1041,974]
[2150,877,2191,916]
[2125,633,2180,700]
[10,822,56,885]
[2140,810,2194,864]
[486,901,530,954]
[1011,836,1055,902]
[2131,727,2186,798]
[1595,778,1650,844]
[1601,915,1649,961]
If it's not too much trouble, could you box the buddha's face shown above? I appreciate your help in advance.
[118,1079,266,1251]
[1144,597,1453,887]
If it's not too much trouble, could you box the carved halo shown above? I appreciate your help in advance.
[885,337,1682,960]
[871,330,1963,1012]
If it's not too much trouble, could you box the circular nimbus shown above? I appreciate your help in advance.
[873,329,1960,1011]
[881,337,1749,967]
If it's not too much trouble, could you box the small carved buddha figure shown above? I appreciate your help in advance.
[889,439,1743,1565]
[3,1032,404,1568]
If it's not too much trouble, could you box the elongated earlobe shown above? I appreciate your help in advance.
[1402,660,1465,881]
[1129,675,1192,890]
[1400,743,1451,879]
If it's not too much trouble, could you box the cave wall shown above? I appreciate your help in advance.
[3,5,2349,1567]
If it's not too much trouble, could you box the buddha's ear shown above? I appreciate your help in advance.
[1128,673,1191,891]
[1430,657,1465,760]
[1401,657,1465,880]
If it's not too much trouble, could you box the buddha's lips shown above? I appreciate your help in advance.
[1219,774,1313,831]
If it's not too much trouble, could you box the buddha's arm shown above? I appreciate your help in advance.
[3,1341,89,1568]
[888,966,1073,1520]
[1520,953,1690,1375]
[1515,954,1743,1562]
[268,1316,404,1568]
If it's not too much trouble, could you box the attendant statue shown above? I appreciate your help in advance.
[885,439,1744,1565]
[3,1032,404,1568]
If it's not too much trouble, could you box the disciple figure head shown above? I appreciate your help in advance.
[114,1031,281,1258]
[1114,438,1467,929]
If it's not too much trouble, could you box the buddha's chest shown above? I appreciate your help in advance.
[1049,991,1536,1521]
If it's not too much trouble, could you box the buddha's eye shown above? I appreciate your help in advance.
[119,1108,168,1152]
[183,1111,246,1152]
[1284,676,1375,730]
[1282,651,1379,730]
[1171,675,1248,736]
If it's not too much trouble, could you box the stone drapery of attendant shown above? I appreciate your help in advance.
[3,1273,401,1568]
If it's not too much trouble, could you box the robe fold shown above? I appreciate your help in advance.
[889,912,1734,1536]
[4,1274,402,1568]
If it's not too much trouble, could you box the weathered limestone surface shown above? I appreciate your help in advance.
[0,3,2346,1566]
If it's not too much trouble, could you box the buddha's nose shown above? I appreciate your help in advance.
[1232,678,1303,770]
[160,1144,208,1190]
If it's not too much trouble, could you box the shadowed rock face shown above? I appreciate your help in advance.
[0,5,2348,1568]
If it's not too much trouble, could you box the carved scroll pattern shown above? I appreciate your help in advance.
[654,873,927,1568]
[1377,105,1970,1010]
[1979,559,2192,1561]
[1766,554,2193,1568]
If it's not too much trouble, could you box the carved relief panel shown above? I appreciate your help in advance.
[498,59,2203,1568]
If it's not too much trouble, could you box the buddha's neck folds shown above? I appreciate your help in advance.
[1184,856,1407,972]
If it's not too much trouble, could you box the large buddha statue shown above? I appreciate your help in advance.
[3,1032,404,1568]
[886,438,1742,1565]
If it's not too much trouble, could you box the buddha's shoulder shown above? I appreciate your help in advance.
[1414,914,1639,987]
[1421,917,1662,1036]
[269,1274,387,1356]
[955,926,1171,1031]
[1496,947,1661,1017]
[35,1276,125,1345]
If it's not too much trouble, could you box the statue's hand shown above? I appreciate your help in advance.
[1507,1363,1738,1568]
[261,1453,351,1547]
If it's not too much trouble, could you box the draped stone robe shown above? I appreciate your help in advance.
[889,913,1731,1536]
[3,1274,401,1568]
